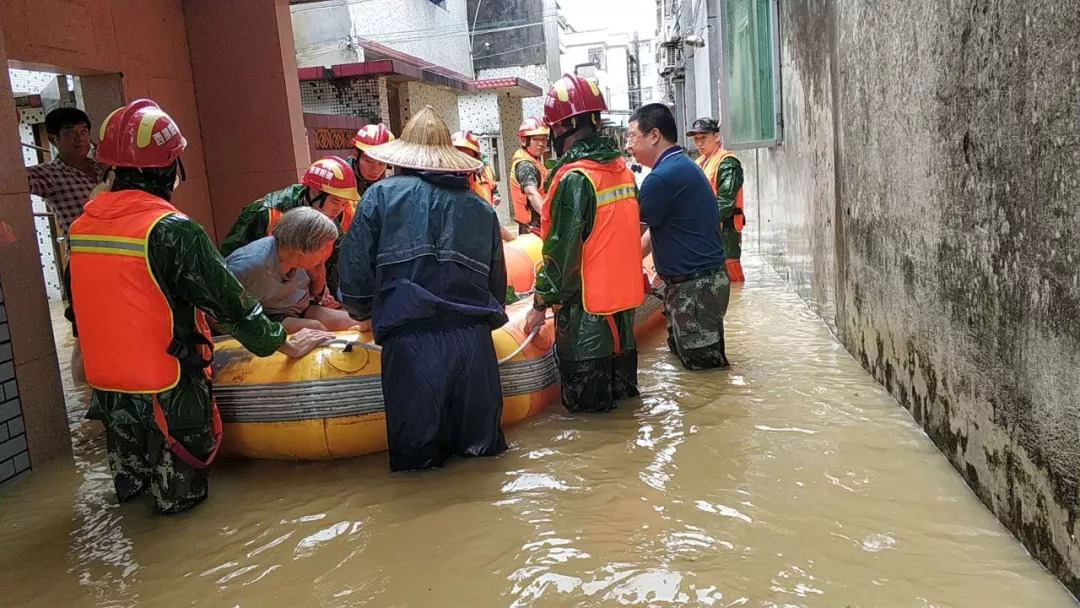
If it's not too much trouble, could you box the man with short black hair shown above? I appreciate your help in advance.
[627,103,731,370]
[26,107,105,236]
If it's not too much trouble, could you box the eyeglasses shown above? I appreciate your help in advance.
[626,130,644,143]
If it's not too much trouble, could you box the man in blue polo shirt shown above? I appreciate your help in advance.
[627,103,730,370]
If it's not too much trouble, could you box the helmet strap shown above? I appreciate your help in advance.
[552,113,600,156]
[308,190,329,209]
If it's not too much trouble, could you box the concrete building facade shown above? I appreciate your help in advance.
[293,0,474,77]
[562,30,632,127]
[0,0,315,486]
[735,0,1080,597]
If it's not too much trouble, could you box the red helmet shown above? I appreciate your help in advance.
[518,117,549,139]
[451,130,481,155]
[352,123,395,151]
[96,99,186,168]
[302,156,360,201]
[543,74,607,126]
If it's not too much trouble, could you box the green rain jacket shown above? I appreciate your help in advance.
[220,184,311,258]
[712,156,744,259]
[84,213,286,453]
[534,134,636,361]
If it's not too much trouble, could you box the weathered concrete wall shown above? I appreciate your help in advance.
[741,0,838,330]
[751,0,1080,595]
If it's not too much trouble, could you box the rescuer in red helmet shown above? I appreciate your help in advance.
[452,129,516,242]
[67,99,331,514]
[342,123,395,228]
[523,74,645,413]
[509,117,549,235]
[220,156,361,310]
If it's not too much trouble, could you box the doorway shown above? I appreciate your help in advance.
[6,64,124,432]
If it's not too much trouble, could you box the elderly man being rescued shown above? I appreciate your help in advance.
[226,207,360,334]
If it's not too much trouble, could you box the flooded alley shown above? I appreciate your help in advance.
[0,253,1072,607]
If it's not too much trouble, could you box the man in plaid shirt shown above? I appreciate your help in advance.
[26,107,105,237]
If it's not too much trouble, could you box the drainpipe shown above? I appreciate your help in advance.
[672,69,687,148]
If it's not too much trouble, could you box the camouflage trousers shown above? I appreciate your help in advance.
[104,422,212,515]
[663,268,731,371]
[556,349,640,413]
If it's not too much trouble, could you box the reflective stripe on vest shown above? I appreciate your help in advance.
[509,149,548,224]
[698,149,745,232]
[69,191,180,393]
[542,159,645,316]
[266,207,284,236]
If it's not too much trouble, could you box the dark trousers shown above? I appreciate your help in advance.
[556,349,640,413]
[380,323,507,471]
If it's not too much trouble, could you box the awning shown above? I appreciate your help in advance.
[296,39,541,97]
[472,77,543,98]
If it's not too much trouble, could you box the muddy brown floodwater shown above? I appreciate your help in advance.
[0,254,1076,607]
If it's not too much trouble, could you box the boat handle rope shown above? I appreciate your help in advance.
[317,323,546,366]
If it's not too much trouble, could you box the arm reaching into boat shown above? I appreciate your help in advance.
[151,215,331,358]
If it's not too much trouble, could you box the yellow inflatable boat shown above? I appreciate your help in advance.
[212,234,665,460]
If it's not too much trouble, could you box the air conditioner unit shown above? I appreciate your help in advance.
[662,47,677,69]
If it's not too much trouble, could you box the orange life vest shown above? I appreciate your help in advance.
[509,148,548,224]
[469,163,498,205]
[70,189,221,468]
[541,157,645,315]
[697,149,745,232]
[69,191,190,393]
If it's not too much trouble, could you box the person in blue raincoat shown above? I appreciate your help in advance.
[337,106,509,472]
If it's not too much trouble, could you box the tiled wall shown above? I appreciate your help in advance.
[458,92,500,135]
[300,77,384,119]
[17,113,62,302]
[478,65,551,120]
[403,82,460,132]
[0,279,29,488]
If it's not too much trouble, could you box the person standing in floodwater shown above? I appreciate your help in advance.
[338,106,509,472]
[687,117,746,283]
[525,74,645,413]
[67,99,331,514]
[628,104,731,370]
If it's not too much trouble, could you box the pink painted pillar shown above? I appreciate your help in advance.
[182,0,311,243]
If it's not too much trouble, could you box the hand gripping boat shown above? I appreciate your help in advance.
[212,234,666,460]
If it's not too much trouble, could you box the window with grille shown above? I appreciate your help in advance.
[588,47,605,70]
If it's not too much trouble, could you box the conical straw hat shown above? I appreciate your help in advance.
[365,106,483,173]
